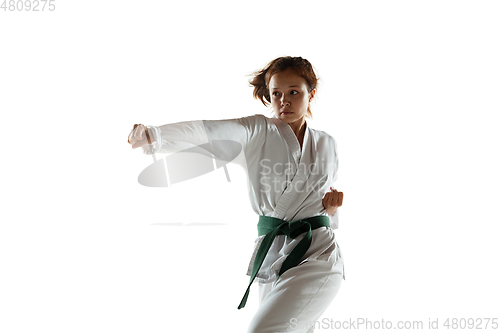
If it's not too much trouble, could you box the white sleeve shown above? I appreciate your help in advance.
[327,136,340,229]
[328,209,339,230]
[141,114,263,162]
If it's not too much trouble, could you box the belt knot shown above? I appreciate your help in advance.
[237,215,330,309]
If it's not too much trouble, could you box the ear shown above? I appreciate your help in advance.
[309,89,316,102]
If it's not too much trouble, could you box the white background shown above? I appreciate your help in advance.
[1,0,499,332]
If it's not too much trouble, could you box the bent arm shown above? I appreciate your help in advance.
[327,136,340,229]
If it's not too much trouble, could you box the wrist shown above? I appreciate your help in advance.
[326,207,338,216]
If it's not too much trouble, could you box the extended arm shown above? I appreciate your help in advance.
[142,115,263,163]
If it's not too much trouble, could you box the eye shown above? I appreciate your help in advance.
[272,91,280,96]
[290,90,298,95]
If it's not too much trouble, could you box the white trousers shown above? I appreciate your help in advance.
[247,253,344,333]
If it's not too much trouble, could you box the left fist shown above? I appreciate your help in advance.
[322,187,343,215]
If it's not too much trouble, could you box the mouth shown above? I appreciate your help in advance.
[281,111,293,115]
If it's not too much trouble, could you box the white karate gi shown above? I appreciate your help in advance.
[142,113,344,332]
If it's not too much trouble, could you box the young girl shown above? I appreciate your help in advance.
[128,56,344,333]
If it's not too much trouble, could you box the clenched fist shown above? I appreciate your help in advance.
[128,124,156,149]
[322,187,343,216]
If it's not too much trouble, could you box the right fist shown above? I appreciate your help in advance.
[128,124,156,149]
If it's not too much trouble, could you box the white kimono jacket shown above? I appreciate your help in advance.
[142,113,344,283]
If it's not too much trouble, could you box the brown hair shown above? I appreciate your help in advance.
[248,56,319,119]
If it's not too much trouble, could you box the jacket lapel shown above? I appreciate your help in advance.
[270,114,311,219]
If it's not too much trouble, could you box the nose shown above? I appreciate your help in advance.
[280,95,290,106]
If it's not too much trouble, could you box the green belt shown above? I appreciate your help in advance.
[237,215,330,309]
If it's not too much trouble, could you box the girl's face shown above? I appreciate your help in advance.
[269,69,315,124]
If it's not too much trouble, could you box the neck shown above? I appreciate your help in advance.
[288,116,306,140]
